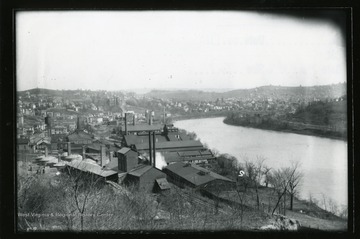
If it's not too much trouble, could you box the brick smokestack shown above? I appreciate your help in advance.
[45,115,52,137]
[148,132,152,165]
[133,114,136,126]
[82,146,86,160]
[77,116,81,130]
[109,151,113,162]
[149,111,154,125]
[67,142,71,155]
[152,131,156,167]
[163,107,166,124]
[145,110,149,124]
[45,146,48,157]
[100,145,106,167]
[124,113,128,135]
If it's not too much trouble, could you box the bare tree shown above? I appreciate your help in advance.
[243,157,265,210]
[234,182,248,226]
[269,165,300,215]
[262,165,272,188]
[286,162,303,210]
[65,164,102,231]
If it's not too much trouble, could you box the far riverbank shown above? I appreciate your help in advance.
[223,117,347,141]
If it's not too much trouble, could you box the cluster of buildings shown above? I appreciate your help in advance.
[18,109,236,194]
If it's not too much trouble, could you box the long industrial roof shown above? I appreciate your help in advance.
[122,124,163,132]
[164,162,234,187]
[135,140,204,151]
[67,159,117,177]
[127,164,153,177]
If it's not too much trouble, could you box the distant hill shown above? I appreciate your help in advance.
[18,88,59,96]
[145,90,220,101]
[18,83,346,102]
[145,83,346,101]
[18,88,82,98]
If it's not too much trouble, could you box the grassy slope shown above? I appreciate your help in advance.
[217,187,347,231]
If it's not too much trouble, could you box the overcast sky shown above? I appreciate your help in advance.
[16,11,346,91]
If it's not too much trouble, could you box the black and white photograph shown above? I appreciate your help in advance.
[15,10,349,232]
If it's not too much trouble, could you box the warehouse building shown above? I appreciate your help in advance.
[163,162,236,192]
[123,164,168,192]
[66,159,118,182]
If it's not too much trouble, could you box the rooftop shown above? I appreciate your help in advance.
[127,164,153,177]
[164,162,234,187]
[155,178,171,190]
[124,134,168,146]
[122,124,163,132]
[67,159,117,177]
[117,147,132,155]
[67,130,93,141]
[135,140,204,151]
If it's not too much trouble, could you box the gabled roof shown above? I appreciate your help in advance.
[105,157,118,171]
[123,135,146,146]
[117,147,132,155]
[135,140,204,151]
[127,164,153,177]
[124,134,168,147]
[67,130,93,141]
[164,162,234,187]
[17,138,29,144]
[67,160,117,177]
[35,138,51,145]
[155,178,171,190]
[51,134,66,143]
[122,124,163,132]
[159,150,214,164]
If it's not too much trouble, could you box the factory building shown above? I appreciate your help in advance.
[163,162,236,192]
[123,164,168,192]
[66,159,118,183]
[135,140,206,153]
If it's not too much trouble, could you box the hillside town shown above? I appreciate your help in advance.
[16,85,348,232]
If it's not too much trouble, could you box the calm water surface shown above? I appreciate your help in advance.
[174,117,348,207]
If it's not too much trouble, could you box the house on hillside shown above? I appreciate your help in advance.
[66,130,93,145]
[17,138,30,151]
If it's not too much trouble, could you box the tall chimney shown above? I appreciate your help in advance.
[77,116,81,130]
[67,142,71,155]
[109,151,113,162]
[45,146,48,157]
[124,113,128,135]
[163,107,166,124]
[152,131,156,167]
[133,114,136,126]
[148,132,152,165]
[82,146,86,160]
[149,114,153,125]
[145,110,149,123]
[100,145,106,167]
[45,116,52,137]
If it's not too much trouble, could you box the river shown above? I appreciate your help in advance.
[174,117,348,209]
